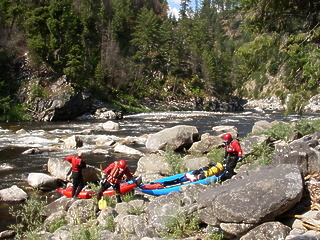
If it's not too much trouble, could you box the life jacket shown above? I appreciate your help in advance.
[107,161,125,184]
[225,139,242,157]
[72,157,82,172]
[203,162,224,177]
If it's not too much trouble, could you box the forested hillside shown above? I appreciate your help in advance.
[0,0,319,120]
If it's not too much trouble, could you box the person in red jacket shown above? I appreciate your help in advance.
[97,160,133,204]
[223,133,243,179]
[65,152,86,198]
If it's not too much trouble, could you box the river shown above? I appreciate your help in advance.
[0,110,317,232]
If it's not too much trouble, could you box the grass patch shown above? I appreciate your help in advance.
[161,213,201,239]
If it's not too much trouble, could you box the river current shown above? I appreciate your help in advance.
[0,110,318,232]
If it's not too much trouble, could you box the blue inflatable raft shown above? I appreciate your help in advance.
[136,170,225,196]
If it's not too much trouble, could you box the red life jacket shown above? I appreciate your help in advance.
[107,161,125,184]
[66,156,83,172]
[225,139,243,157]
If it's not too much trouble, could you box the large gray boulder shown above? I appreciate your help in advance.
[146,125,199,152]
[211,125,238,138]
[182,156,211,171]
[197,164,304,236]
[188,134,223,154]
[251,120,279,135]
[145,191,184,235]
[241,134,271,157]
[239,221,291,240]
[65,199,95,225]
[0,185,28,202]
[271,131,320,176]
[135,154,171,183]
[27,172,59,190]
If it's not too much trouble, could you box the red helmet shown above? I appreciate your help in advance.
[118,160,127,168]
[223,133,233,142]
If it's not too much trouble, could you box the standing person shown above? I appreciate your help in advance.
[97,160,133,204]
[223,133,243,179]
[65,152,86,198]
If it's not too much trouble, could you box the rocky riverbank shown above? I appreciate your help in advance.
[243,95,320,113]
[1,119,320,239]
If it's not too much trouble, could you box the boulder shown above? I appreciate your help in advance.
[102,121,120,131]
[115,214,144,235]
[27,172,60,190]
[0,185,28,202]
[241,134,271,157]
[145,192,184,234]
[135,154,170,182]
[114,144,143,155]
[45,196,75,217]
[62,135,83,149]
[182,156,211,171]
[146,125,199,152]
[0,230,15,239]
[189,134,223,154]
[43,210,67,232]
[211,125,238,138]
[97,206,117,226]
[239,221,291,240]
[251,120,278,135]
[197,164,304,236]
[47,158,72,180]
[95,136,115,147]
[65,199,95,225]
[271,131,320,176]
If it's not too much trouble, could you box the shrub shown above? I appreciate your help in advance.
[163,148,186,175]
[9,193,47,239]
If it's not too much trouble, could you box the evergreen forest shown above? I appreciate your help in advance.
[0,0,319,120]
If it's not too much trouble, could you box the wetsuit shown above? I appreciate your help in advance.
[66,155,86,197]
[224,139,242,179]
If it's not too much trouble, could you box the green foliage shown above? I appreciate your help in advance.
[47,216,67,233]
[0,102,31,122]
[244,142,274,166]
[204,232,226,240]
[71,222,103,240]
[163,148,186,175]
[1,0,320,118]
[260,122,293,142]
[161,213,201,239]
[206,147,225,164]
[122,191,135,203]
[9,194,47,239]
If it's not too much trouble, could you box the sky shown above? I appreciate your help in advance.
[167,0,196,19]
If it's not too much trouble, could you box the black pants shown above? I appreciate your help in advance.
[97,181,122,203]
[72,171,84,197]
[225,155,238,179]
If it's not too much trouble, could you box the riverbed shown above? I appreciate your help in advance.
[0,110,317,232]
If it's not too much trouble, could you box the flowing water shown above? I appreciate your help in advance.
[0,110,317,232]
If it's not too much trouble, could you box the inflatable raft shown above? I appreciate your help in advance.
[57,182,137,199]
[136,170,225,196]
